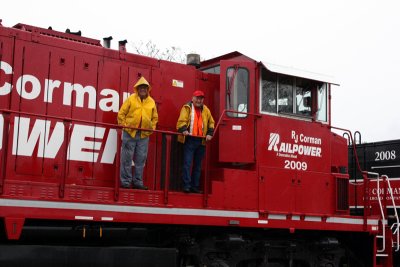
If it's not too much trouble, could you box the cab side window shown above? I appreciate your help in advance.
[261,71,277,113]
[260,68,328,122]
[295,78,312,116]
[278,75,294,114]
[226,67,249,117]
[316,83,327,122]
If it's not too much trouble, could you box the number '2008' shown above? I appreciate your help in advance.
[284,160,307,170]
[375,150,396,161]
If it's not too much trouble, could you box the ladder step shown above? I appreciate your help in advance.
[376,253,388,257]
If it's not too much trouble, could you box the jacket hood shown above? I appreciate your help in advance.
[133,76,152,93]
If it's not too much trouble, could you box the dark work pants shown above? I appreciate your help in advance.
[182,137,205,190]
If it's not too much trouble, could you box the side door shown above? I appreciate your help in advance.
[218,60,256,163]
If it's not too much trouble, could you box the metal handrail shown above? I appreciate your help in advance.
[330,126,363,175]
[0,108,189,137]
[364,171,386,253]
[0,108,214,204]
[364,172,400,252]
[214,109,262,135]
[383,174,400,252]
[1,108,261,143]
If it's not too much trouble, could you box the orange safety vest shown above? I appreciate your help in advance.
[190,104,203,136]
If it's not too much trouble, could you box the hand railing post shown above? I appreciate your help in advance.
[363,172,369,230]
[59,119,70,198]
[383,175,388,216]
[385,174,400,251]
[164,134,172,205]
[114,128,122,201]
[0,111,10,195]
[203,144,209,207]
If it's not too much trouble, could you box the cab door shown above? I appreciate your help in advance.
[218,60,256,163]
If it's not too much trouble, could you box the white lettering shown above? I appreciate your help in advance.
[287,143,293,153]
[13,117,43,156]
[316,148,321,157]
[0,115,3,150]
[394,187,400,195]
[123,92,131,102]
[44,79,61,103]
[292,144,298,154]
[268,133,280,151]
[300,133,322,145]
[99,89,120,112]
[1,60,125,113]
[12,117,64,157]
[42,121,64,158]
[68,125,105,162]
[279,143,285,153]
[100,129,117,163]
[303,146,311,156]
[16,74,41,100]
[268,132,323,158]
[311,147,316,156]
[0,61,12,96]
[6,115,119,164]
[284,160,308,171]
[63,82,97,109]
[298,145,303,155]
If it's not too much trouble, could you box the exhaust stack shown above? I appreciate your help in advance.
[103,36,113,48]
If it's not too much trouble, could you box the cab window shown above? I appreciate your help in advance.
[226,67,249,117]
[260,68,328,122]
[203,65,220,74]
[316,83,327,122]
[278,75,294,114]
[295,78,312,116]
[261,71,277,113]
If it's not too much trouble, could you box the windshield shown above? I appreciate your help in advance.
[260,67,328,122]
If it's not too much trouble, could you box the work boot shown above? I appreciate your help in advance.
[190,188,202,194]
[120,183,131,189]
[133,184,148,190]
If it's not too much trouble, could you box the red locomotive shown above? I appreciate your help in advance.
[0,21,397,266]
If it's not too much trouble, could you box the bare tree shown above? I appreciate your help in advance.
[131,40,187,63]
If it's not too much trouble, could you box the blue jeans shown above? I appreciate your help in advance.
[120,131,149,188]
[182,137,205,190]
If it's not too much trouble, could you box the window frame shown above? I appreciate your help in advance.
[259,68,330,124]
[316,83,329,123]
[225,66,250,118]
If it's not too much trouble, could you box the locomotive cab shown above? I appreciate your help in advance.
[200,52,348,215]
[201,52,333,163]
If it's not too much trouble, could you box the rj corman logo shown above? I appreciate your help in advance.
[268,131,322,159]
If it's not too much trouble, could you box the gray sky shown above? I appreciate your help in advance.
[2,0,399,142]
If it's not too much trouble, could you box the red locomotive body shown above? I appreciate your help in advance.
[0,22,396,266]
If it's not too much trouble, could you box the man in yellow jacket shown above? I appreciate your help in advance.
[176,90,215,193]
[118,76,158,190]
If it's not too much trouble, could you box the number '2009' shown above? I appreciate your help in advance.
[375,150,396,161]
[284,160,307,170]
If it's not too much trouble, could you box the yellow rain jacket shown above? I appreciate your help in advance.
[118,77,158,138]
[176,102,215,145]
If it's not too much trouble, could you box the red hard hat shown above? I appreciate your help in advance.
[193,90,205,97]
